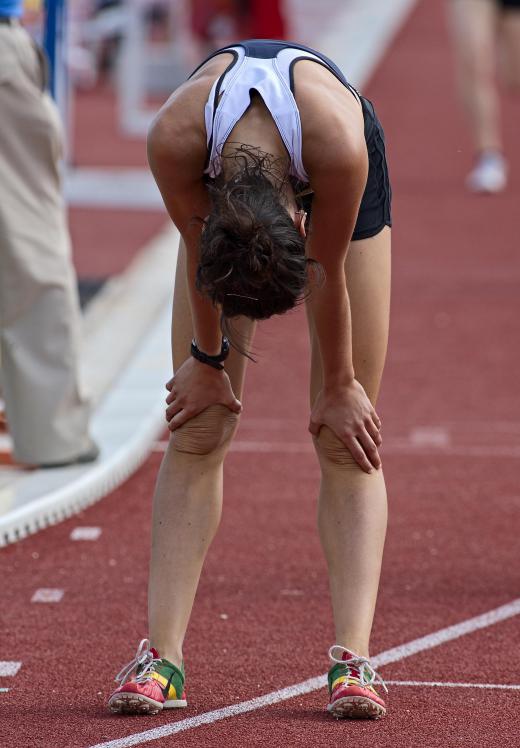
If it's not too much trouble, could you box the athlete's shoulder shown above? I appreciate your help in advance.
[147,50,235,161]
[146,77,209,186]
[295,70,366,183]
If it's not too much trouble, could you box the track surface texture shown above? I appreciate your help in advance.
[2,2,520,746]
[70,86,166,284]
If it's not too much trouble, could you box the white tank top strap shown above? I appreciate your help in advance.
[204,45,323,183]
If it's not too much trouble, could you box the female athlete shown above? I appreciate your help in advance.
[108,38,392,720]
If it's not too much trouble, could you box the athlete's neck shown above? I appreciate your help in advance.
[221,92,290,180]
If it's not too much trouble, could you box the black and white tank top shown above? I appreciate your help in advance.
[189,39,361,184]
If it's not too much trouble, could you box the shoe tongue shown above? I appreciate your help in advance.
[340,650,363,677]
[150,647,160,659]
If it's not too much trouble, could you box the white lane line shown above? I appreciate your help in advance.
[231,441,312,453]
[387,680,520,690]
[87,598,520,748]
[153,418,520,433]
[64,168,163,210]
[0,662,21,677]
[150,441,313,454]
[151,440,520,458]
[371,599,520,667]
[385,444,520,458]
[409,427,450,448]
[70,527,102,541]
[31,588,64,603]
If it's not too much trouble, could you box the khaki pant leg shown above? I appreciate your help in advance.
[0,25,92,464]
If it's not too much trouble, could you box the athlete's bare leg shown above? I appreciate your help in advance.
[448,0,502,153]
[309,227,391,658]
[500,8,520,88]
[148,239,255,667]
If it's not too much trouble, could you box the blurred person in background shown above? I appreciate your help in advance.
[68,0,127,88]
[109,38,391,721]
[0,1,98,467]
[448,0,520,192]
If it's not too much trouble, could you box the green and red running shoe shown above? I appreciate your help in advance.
[108,639,187,715]
[327,645,388,719]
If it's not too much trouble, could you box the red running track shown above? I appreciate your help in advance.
[70,87,165,280]
[2,1,520,746]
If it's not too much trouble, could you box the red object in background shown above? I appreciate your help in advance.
[191,0,249,42]
[190,0,285,44]
[250,0,286,39]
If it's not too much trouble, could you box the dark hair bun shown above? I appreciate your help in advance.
[197,151,312,325]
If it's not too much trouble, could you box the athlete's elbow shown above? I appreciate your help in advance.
[147,115,169,169]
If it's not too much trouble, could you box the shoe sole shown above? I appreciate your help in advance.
[466,176,507,194]
[327,695,386,720]
[467,184,506,195]
[108,693,187,715]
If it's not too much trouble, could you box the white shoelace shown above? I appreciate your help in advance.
[329,645,388,694]
[114,638,161,685]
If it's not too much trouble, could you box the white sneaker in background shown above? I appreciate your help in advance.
[466,151,508,194]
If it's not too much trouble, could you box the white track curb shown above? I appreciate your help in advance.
[0,237,177,546]
[0,397,164,546]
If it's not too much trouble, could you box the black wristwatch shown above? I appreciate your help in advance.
[191,337,230,370]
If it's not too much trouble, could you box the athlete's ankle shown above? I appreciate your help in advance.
[333,638,370,659]
[151,641,183,668]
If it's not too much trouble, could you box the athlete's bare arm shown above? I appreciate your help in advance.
[297,66,368,387]
[147,76,222,356]
[294,67,382,469]
[148,68,244,425]
[304,140,367,386]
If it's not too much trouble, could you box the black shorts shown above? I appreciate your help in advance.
[499,0,520,8]
[297,95,392,242]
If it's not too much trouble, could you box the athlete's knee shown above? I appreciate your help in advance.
[313,426,361,471]
[172,405,239,456]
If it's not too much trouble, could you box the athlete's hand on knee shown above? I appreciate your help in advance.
[309,379,382,473]
[165,358,242,431]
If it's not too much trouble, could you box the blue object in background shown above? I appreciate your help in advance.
[0,0,23,17]
[43,0,71,160]
[44,0,66,99]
